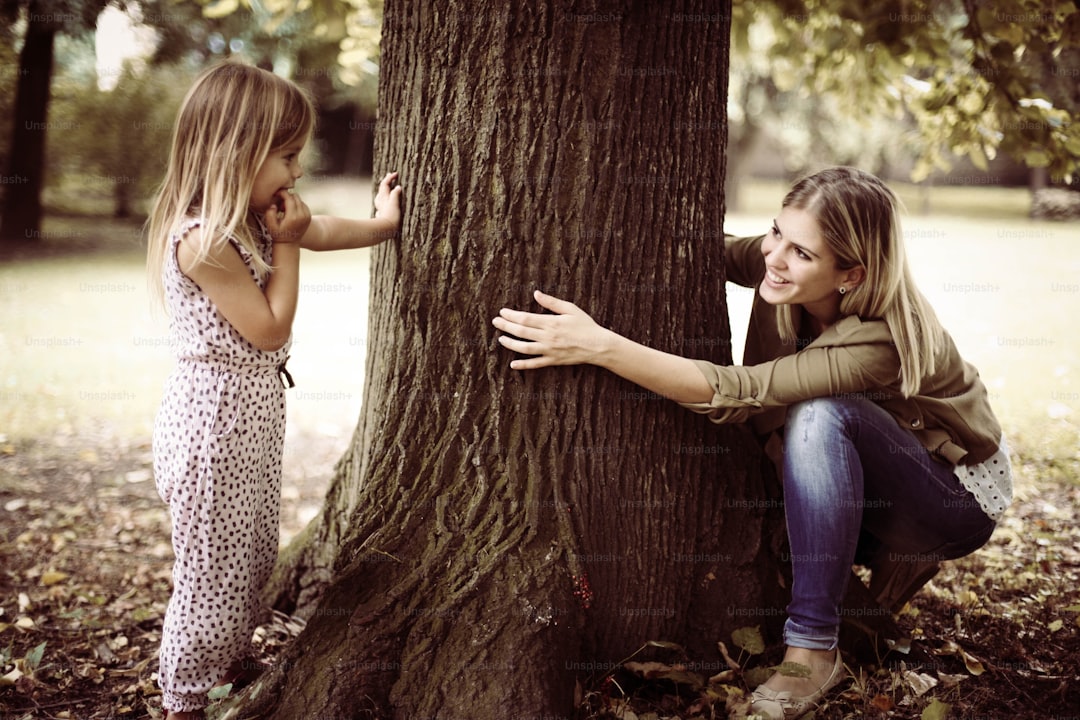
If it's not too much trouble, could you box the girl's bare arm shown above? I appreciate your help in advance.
[300,172,402,251]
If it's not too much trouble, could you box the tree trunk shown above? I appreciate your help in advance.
[248,1,786,716]
[0,3,55,243]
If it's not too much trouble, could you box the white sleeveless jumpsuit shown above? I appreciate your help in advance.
[152,219,290,712]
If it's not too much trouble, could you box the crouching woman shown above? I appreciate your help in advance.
[491,167,1011,719]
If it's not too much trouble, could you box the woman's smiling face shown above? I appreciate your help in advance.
[758,206,864,329]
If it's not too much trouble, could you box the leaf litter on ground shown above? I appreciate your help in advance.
[1,431,1078,718]
[0,431,312,719]
[575,444,1080,719]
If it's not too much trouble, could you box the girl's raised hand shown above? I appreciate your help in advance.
[492,290,614,370]
[374,172,403,227]
[265,188,311,244]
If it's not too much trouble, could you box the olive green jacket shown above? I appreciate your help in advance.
[678,235,1003,466]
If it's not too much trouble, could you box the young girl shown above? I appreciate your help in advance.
[492,167,1011,720]
[147,61,402,720]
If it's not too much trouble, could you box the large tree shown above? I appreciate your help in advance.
[237,0,792,716]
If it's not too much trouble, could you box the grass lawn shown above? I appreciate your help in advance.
[2,176,1078,470]
[0,179,377,447]
[0,179,379,531]
[2,176,1076,523]
[1,176,1077,474]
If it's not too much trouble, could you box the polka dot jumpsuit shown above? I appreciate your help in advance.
[152,219,290,713]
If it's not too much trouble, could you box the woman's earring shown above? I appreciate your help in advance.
[838,286,847,295]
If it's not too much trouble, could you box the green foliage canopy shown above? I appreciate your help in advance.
[732,0,1080,181]
[199,0,1079,181]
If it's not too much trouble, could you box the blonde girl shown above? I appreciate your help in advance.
[492,167,1011,720]
[147,61,402,719]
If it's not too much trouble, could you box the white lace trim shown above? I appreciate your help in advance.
[953,435,1013,521]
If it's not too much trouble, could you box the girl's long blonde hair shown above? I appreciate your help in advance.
[146,61,315,304]
[776,166,944,397]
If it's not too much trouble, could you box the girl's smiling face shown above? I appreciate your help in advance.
[758,206,865,329]
[250,143,305,213]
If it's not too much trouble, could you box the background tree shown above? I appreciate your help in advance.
[0,32,21,187]
[237,1,791,716]
[0,0,108,243]
[0,0,380,230]
[159,0,383,176]
[38,0,356,220]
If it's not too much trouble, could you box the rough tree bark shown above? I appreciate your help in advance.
[246,1,788,717]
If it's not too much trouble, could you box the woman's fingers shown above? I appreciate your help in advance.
[532,289,579,315]
[493,291,599,369]
[494,307,551,332]
[496,335,555,370]
[492,315,546,347]
[509,354,554,371]
[493,313,556,369]
[496,333,537,355]
[491,317,542,371]
[496,291,578,327]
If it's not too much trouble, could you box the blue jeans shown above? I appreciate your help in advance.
[781,398,996,650]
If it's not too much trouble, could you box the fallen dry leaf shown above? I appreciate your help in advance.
[0,667,24,686]
[904,670,939,696]
[872,694,895,711]
[934,640,986,676]
[41,570,70,586]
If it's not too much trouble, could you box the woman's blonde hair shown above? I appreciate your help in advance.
[146,61,315,304]
[776,166,944,397]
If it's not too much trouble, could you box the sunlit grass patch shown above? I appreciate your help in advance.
[0,179,377,443]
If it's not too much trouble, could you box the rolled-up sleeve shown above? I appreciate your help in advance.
[677,340,901,424]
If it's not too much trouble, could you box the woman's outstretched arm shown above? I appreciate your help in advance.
[492,289,714,404]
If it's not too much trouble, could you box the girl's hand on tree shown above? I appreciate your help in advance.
[493,290,614,370]
[374,172,403,228]
[266,188,311,244]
